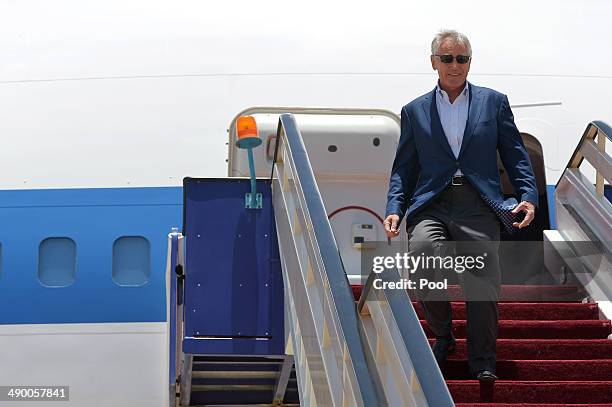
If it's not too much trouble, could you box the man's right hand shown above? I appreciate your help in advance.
[384,214,401,238]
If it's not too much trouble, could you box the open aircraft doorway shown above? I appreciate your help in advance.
[498,132,551,284]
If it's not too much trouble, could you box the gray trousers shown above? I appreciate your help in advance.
[407,181,501,374]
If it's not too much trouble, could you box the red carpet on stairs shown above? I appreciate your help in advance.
[353,284,612,406]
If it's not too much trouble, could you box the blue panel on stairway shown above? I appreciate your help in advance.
[182,178,284,356]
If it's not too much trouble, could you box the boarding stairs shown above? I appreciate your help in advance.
[353,284,612,406]
[167,112,612,406]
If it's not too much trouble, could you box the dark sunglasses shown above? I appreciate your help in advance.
[434,54,471,64]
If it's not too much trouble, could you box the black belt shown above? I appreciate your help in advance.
[451,175,466,186]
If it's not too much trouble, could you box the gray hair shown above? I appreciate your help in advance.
[431,29,472,56]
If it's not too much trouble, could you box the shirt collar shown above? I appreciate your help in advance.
[436,81,469,102]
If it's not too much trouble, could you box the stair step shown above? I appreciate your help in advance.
[447,381,612,403]
[191,405,300,407]
[444,360,612,380]
[352,284,587,302]
[188,356,298,405]
[428,339,612,360]
[189,387,298,405]
[422,319,611,339]
[413,302,599,320]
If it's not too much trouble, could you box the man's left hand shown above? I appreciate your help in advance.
[511,201,536,229]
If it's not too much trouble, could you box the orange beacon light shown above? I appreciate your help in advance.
[235,115,262,209]
[236,116,261,146]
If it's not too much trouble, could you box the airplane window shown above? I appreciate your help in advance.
[38,238,76,287]
[112,236,151,286]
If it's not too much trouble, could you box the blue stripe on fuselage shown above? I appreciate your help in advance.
[0,187,182,324]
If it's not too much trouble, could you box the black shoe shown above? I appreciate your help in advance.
[476,370,498,382]
[432,334,456,365]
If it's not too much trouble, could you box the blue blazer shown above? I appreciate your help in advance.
[385,82,538,225]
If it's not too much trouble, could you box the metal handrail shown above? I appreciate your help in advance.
[357,270,455,407]
[272,113,385,406]
[560,120,611,197]
[550,121,612,301]
[166,229,185,407]
[567,121,611,167]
